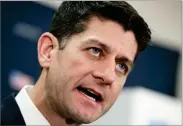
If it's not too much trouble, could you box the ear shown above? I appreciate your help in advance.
[37,32,59,68]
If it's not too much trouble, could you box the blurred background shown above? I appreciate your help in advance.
[1,1,182,125]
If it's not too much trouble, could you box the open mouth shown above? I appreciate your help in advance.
[77,86,103,102]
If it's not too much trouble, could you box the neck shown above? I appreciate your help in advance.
[28,69,74,126]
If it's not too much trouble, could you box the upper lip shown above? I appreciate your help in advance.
[79,86,104,101]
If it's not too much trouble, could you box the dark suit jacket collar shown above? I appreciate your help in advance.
[1,93,26,125]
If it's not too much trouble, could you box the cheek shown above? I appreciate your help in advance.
[114,77,126,90]
[70,59,85,70]
[109,78,126,101]
[68,57,92,76]
[112,83,123,97]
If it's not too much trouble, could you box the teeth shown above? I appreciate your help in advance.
[80,91,96,102]
[87,89,98,96]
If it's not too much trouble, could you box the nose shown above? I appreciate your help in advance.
[92,60,116,85]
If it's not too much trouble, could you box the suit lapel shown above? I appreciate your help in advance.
[1,93,26,125]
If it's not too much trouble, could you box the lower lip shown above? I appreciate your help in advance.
[75,89,101,106]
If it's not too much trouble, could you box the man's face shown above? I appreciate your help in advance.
[45,17,137,124]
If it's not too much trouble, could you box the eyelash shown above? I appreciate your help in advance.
[87,47,129,74]
[116,63,129,75]
[88,47,103,57]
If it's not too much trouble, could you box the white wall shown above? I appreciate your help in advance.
[87,87,182,125]
[127,1,182,52]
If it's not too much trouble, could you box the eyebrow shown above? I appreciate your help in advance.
[82,38,134,69]
[81,38,111,53]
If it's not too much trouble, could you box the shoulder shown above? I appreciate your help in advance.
[1,93,26,125]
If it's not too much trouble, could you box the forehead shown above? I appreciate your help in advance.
[70,17,138,61]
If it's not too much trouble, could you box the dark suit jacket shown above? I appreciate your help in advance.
[1,93,26,125]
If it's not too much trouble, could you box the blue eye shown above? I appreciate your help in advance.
[90,47,102,57]
[116,63,128,74]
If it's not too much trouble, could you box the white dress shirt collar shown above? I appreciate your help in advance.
[15,85,50,126]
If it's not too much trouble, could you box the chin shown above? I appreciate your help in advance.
[67,109,100,124]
